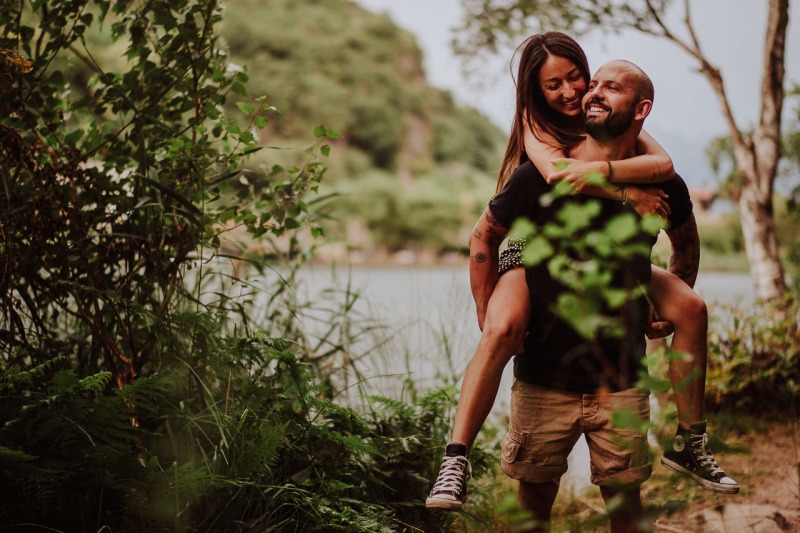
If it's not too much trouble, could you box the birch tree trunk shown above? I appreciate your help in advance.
[652,0,789,301]
[731,0,789,301]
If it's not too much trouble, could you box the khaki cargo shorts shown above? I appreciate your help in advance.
[501,380,652,487]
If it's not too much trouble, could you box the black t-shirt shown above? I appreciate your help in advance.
[489,161,692,393]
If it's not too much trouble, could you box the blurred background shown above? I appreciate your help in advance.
[206,0,800,274]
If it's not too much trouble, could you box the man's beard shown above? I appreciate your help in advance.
[584,106,635,141]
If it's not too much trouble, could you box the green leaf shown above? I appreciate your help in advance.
[641,214,667,235]
[320,144,330,157]
[61,131,83,149]
[583,170,607,187]
[231,82,248,97]
[254,115,268,129]
[553,293,603,340]
[236,101,255,115]
[521,235,553,267]
[509,217,535,240]
[314,124,327,138]
[635,372,671,393]
[556,200,601,232]
[584,230,613,256]
[238,131,255,144]
[611,407,649,432]
[603,288,628,309]
[605,213,639,243]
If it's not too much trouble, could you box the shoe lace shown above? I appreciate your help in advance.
[431,455,469,495]
[691,432,724,476]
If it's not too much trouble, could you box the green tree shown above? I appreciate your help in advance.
[456,0,792,302]
[0,0,328,388]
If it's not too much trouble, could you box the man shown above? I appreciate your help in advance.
[474,60,701,532]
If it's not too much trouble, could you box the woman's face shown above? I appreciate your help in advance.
[538,54,586,117]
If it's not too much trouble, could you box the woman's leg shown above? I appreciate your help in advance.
[648,265,707,426]
[650,265,739,493]
[426,267,530,510]
[451,266,530,447]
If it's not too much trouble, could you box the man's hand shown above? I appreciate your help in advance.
[626,186,671,219]
[645,306,674,339]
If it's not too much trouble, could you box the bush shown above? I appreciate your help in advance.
[705,298,800,415]
[0,332,495,531]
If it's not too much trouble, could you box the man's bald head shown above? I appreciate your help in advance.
[598,59,654,103]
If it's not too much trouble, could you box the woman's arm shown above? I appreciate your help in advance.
[534,129,675,187]
[523,125,670,215]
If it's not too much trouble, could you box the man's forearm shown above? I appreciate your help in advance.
[470,232,499,328]
[665,213,701,287]
[468,208,508,329]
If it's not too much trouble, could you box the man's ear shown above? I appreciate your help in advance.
[635,99,653,120]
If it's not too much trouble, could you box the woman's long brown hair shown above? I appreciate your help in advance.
[496,32,590,193]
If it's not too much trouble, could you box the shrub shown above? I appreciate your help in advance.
[705,298,800,415]
[0,332,495,531]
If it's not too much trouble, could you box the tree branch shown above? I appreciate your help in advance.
[755,0,788,181]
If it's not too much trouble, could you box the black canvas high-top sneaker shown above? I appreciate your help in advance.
[661,421,739,494]
[425,442,470,510]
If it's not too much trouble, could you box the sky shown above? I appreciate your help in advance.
[355,0,800,187]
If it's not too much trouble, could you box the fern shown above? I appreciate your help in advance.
[0,354,69,393]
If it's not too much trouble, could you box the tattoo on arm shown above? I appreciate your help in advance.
[483,209,509,240]
[472,227,482,240]
[665,213,700,287]
[650,155,661,183]
[475,252,487,263]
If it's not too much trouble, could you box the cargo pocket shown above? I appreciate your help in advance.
[501,428,526,464]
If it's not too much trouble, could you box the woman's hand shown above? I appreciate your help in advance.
[546,158,606,192]
[626,186,671,219]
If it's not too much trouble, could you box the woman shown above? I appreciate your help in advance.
[426,32,737,511]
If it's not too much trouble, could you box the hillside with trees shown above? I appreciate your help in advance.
[216,0,505,261]
[220,0,506,259]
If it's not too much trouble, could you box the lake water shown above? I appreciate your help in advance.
[288,264,755,493]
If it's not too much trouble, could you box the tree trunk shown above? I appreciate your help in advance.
[732,0,789,302]
[737,173,786,301]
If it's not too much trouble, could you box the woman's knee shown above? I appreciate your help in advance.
[482,311,526,348]
[683,292,708,323]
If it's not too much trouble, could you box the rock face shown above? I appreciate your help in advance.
[701,504,800,532]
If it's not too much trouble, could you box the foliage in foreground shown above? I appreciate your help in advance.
[0,333,495,531]
[0,1,498,531]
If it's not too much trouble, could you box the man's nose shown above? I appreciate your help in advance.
[585,87,602,101]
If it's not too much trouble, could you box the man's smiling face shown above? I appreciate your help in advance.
[582,63,641,140]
